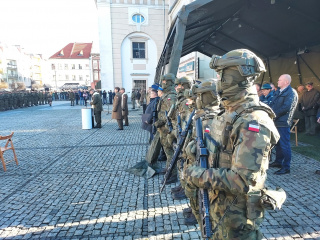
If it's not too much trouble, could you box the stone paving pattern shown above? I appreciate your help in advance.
[0,101,319,240]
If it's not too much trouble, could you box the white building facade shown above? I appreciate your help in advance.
[95,0,168,96]
[48,43,93,89]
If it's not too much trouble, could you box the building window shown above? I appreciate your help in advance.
[51,64,55,70]
[72,75,76,81]
[132,42,145,59]
[79,64,82,69]
[132,14,145,23]
[66,75,69,80]
[85,64,89,69]
[72,64,75,69]
[79,75,83,81]
[64,64,68,70]
[58,64,62,70]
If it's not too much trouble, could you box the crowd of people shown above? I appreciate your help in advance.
[0,90,53,110]
[255,80,320,136]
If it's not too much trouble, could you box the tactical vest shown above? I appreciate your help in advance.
[209,104,276,172]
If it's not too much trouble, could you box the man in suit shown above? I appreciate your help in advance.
[120,88,129,126]
[112,87,123,130]
[90,89,103,128]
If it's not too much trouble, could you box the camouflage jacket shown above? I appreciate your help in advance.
[155,90,176,129]
[185,94,280,196]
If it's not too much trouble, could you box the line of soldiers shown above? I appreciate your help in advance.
[0,90,52,111]
[150,49,286,239]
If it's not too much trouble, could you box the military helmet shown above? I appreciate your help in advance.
[209,49,266,78]
[161,73,176,83]
[194,79,218,95]
[175,76,193,88]
[192,79,219,109]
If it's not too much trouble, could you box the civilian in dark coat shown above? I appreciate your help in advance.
[108,90,113,104]
[269,74,298,175]
[142,90,159,141]
[112,87,123,130]
[259,83,273,106]
[301,82,320,135]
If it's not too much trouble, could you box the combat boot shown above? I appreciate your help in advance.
[171,184,182,193]
[183,207,192,218]
[157,148,167,162]
[172,188,187,200]
[184,212,198,225]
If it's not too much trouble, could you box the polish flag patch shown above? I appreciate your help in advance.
[168,98,171,100]
[248,123,260,132]
[205,127,210,133]
[186,102,189,105]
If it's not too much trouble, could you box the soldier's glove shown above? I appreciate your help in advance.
[167,133,176,145]
[154,120,165,128]
[185,140,196,161]
[184,183,197,198]
[183,164,206,189]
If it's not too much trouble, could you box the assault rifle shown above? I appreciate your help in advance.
[165,110,173,133]
[160,109,195,193]
[177,113,182,137]
[195,117,212,239]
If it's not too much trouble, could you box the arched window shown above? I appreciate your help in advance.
[132,14,145,24]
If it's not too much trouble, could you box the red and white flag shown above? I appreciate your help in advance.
[205,127,210,133]
[248,123,260,132]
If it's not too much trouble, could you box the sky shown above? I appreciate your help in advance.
[0,0,99,58]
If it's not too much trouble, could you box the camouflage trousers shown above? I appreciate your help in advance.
[159,126,177,177]
[209,192,263,240]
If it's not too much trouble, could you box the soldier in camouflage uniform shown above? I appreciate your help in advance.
[40,90,44,105]
[4,91,9,110]
[154,73,178,184]
[0,92,4,111]
[69,90,75,106]
[182,79,221,225]
[184,49,280,239]
[44,91,48,104]
[8,92,13,110]
[168,76,193,200]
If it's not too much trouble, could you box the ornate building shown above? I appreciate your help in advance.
[95,0,168,96]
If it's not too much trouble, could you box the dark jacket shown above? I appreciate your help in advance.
[301,88,320,116]
[269,85,298,127]
[259,91,273,106]
[142,97,159,132]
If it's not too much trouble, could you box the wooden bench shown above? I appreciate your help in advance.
[0,132,18,171]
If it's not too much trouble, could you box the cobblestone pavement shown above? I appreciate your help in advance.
[0,101,319,240]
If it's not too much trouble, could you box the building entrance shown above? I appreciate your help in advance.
[133,80,146,94]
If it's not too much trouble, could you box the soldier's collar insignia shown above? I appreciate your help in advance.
[248,120,260,132]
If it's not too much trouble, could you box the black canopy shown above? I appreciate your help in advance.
[156,0,320,85]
